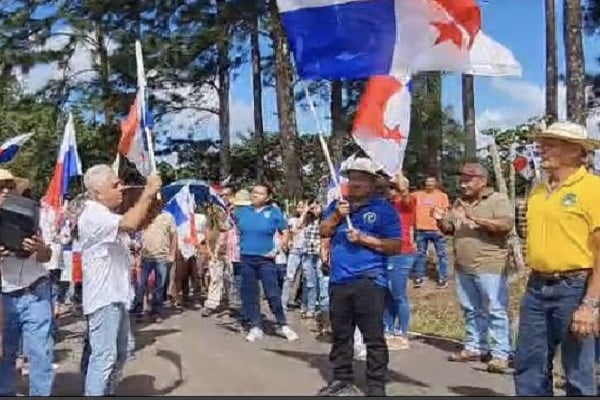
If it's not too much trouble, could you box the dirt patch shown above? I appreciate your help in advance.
[409,255,528,341]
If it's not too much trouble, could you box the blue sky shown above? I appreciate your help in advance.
[218,0,600,141]
[18,0,600,143]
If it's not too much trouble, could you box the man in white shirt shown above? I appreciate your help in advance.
[77,164,161,396]
[0,169,54,396]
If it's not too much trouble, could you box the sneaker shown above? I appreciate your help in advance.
[245,327,264,342]
[278,325,299,341]
[317,381,360,396]
[413,278,424,288]
[437,279,449,289]
[201,308,217,318]
[486,358,509,374]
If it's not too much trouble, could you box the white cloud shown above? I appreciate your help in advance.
[14,27,119,93]
[477,78,567,131]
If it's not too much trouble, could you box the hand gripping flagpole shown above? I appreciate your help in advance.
[302,82,353,229]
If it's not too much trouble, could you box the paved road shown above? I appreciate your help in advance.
[44,309,514,396]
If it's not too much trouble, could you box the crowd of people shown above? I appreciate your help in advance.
[0,121,599,396]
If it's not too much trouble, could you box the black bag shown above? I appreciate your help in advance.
[0,195,40,258]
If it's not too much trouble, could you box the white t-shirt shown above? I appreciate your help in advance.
[78,200,134,315]
[289,217,305,250]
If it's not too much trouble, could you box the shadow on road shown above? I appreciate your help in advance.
[448,385,507,396]
[266,348,430,394]
[52,349,184,396]
[412,334,461,354]
[133,328,181,352]
[118,348,184,395]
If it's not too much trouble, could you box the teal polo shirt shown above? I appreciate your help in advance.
[324,197,401,287]
[234,205,288,257]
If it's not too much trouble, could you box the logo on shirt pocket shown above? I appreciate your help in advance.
[363,212,377,225]
[264,211,271,219]
[561,193,578,207]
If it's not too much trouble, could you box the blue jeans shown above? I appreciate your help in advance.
[281,251,303,307]
[384,254,415,335]
[414,230,448,280]
[0,278,54,396]
[135,258,171,315]
[514,274,596,396]
[240,255,287,329]
[319,273,330,313]
[302,254,321,313]
[455,271,511,360]
[84,302,130,396]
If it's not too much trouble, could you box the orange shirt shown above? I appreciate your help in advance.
[413,190,450,231]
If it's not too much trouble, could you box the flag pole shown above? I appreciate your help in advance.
[135,40,158,174]
[302,82,353,229]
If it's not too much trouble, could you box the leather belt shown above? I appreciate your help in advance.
[531,268,591,281]
[4,276,50,297]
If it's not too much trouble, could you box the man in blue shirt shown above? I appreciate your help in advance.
[318,157,402,397]
[233,184,299,343]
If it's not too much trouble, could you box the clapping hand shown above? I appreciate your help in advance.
[431,206,446,221]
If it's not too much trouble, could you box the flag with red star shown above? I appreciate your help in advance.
[352,74,412,175]
[277,0,521,78]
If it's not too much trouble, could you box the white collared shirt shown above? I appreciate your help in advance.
[78,200,134,315]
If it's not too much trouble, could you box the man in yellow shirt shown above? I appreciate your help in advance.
[514,122,600,396]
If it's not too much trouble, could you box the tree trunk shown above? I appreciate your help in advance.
[329,80,344,164]
[250,12,265,181]
[269,0,301,198]
[426,72,442,177]
[564,0,586,125]
[462,74,477,160]
[217,0,231,180]
[545,0,558,123]
[94,23,112,125]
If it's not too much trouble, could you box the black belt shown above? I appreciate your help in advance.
[531,268,590,281]
[4,276,50,297]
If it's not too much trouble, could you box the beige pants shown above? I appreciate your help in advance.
[205,259,226,310]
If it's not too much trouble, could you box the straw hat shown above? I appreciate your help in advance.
[530,121,600,151]
[0,169,15,181]
[233,189,251,206]
[340,157,380,177]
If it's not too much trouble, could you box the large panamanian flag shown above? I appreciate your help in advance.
[277,0,521,79]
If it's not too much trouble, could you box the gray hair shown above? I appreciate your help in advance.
[83,164,117,192]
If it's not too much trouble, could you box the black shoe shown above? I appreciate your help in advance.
[317,381,359,396]
[413,278,424,288]
[436,279,448,289]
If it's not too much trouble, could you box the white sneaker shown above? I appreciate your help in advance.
[278,325,299,341]
[245,327,264,342]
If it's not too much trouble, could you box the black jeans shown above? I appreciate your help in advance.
[329,278,388,395]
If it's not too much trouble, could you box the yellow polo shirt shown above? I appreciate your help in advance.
[527,167,600,272]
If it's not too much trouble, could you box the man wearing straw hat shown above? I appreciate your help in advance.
[319,157,401,397]
[0,168,54,396]
[514,122,600,396]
